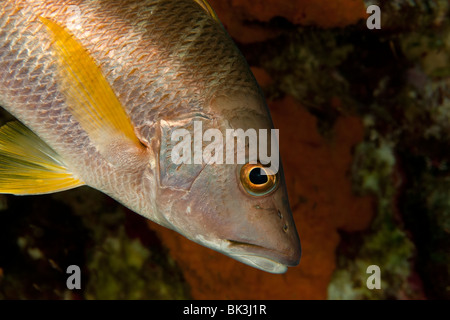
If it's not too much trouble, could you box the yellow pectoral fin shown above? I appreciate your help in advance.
[39,17,145,158]
[193,0,220,22]
[0,121,84,195]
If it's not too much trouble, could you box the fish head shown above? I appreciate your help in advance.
[155,93,301,274]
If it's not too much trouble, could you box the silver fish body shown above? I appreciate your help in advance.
[0,0,301,273]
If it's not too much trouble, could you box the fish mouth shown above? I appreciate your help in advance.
[225,239,299,274]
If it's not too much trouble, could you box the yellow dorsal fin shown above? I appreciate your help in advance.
[39,17,145,159]
[193,0,220,22]
[0,121,84,195]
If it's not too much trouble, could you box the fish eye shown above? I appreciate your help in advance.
[240,163,278,196]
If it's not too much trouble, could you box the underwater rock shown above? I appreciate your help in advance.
[209,0,367,43]
[363,0,449,30]
[326,3,450,300]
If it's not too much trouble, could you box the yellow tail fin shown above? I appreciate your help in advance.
[0,121,84,195]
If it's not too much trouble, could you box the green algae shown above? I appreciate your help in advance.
[329,16,450,299]
[54,188,191,300]
[328,137,417,299]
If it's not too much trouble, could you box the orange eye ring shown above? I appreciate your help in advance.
[240,163,278,196]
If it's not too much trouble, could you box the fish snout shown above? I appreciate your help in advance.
[225,207,301,274]
[226,238,301,274]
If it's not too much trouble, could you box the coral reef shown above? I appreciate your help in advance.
[209,0,367,43]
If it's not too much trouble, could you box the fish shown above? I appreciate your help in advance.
[0,0,301,274]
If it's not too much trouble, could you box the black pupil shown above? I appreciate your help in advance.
[249,168,269,185]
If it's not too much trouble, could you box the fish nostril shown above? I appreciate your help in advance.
[283,223,288,233]
[277,209,283,219]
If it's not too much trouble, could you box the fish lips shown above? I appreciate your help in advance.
[225,239,301,274]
